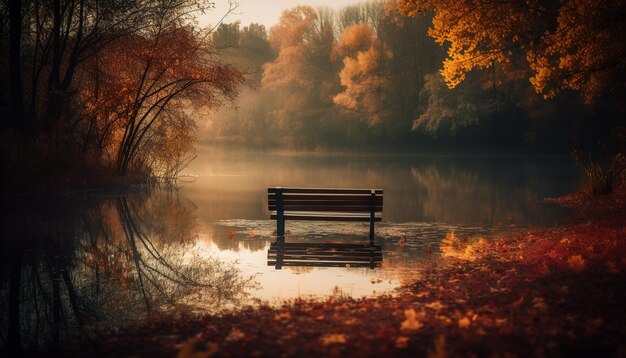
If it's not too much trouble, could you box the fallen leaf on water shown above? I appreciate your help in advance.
[401,309,424,331]
[458,317,471,329]
[227,231,235,239]
[320,334,346,346]
[248,231,255,238]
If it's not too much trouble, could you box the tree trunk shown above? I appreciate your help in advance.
[8,0,26,135]
[45,0,62,131]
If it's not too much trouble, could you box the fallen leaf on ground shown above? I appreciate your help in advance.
[320,334,346,345]
[177,337,219,358]
[458,317,471,329]
[425,301,445,310]
[401,309,424,331]
[225,328,245,342]
[395,336,409,348]
[274,312,291,321]
[567,255,586,272]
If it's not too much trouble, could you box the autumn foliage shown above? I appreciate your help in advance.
[80,25,244,179]
[398,0,626,103]
[0,0,245,187]
[334,23,392,125]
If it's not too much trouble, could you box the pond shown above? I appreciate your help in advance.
[0,146,578,350]
[180,147,578,302]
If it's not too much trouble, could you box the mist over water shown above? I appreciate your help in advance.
[181,145,578,225]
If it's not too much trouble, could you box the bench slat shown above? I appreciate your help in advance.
[269,187,383,194]
[271,213,382,222]
[269,205,381,212]
[269,194,382,202]
[269,197,382,205]
[269,200,382,207]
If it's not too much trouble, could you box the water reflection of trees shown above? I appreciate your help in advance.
[0,190,252,354]
[185,149,576,225]
[408,160,573,225]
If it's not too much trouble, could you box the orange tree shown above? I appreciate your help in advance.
[79,15,244,179]
[398,0,626,103]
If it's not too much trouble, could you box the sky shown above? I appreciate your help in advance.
[198,0,364,29]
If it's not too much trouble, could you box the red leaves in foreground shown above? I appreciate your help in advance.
[62,197,626,357]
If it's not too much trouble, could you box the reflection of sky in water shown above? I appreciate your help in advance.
[195,239,400,302]
[197,217,523,303]
[179,147,578,302]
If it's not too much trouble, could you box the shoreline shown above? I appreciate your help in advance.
[55,190,626,357]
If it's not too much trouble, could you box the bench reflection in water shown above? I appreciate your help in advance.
[268,242,382,269]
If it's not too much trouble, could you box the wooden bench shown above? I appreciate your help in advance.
[267,187,383,245]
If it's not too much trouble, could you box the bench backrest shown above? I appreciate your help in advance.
[267,187,383,222]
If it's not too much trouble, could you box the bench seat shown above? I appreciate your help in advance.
[270,211,382,221]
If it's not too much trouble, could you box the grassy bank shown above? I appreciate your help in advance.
[60,191,626,357]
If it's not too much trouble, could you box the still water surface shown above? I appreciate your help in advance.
[180,147,578,300]
[0,147,578,349]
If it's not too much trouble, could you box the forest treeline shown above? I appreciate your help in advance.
[206,0,624,154]
[1,0,624,188]
[0,0,244,187]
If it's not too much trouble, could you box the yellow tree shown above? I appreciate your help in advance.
[398,0,626,103]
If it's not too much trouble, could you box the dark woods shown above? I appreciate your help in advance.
[0,0,244,188]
